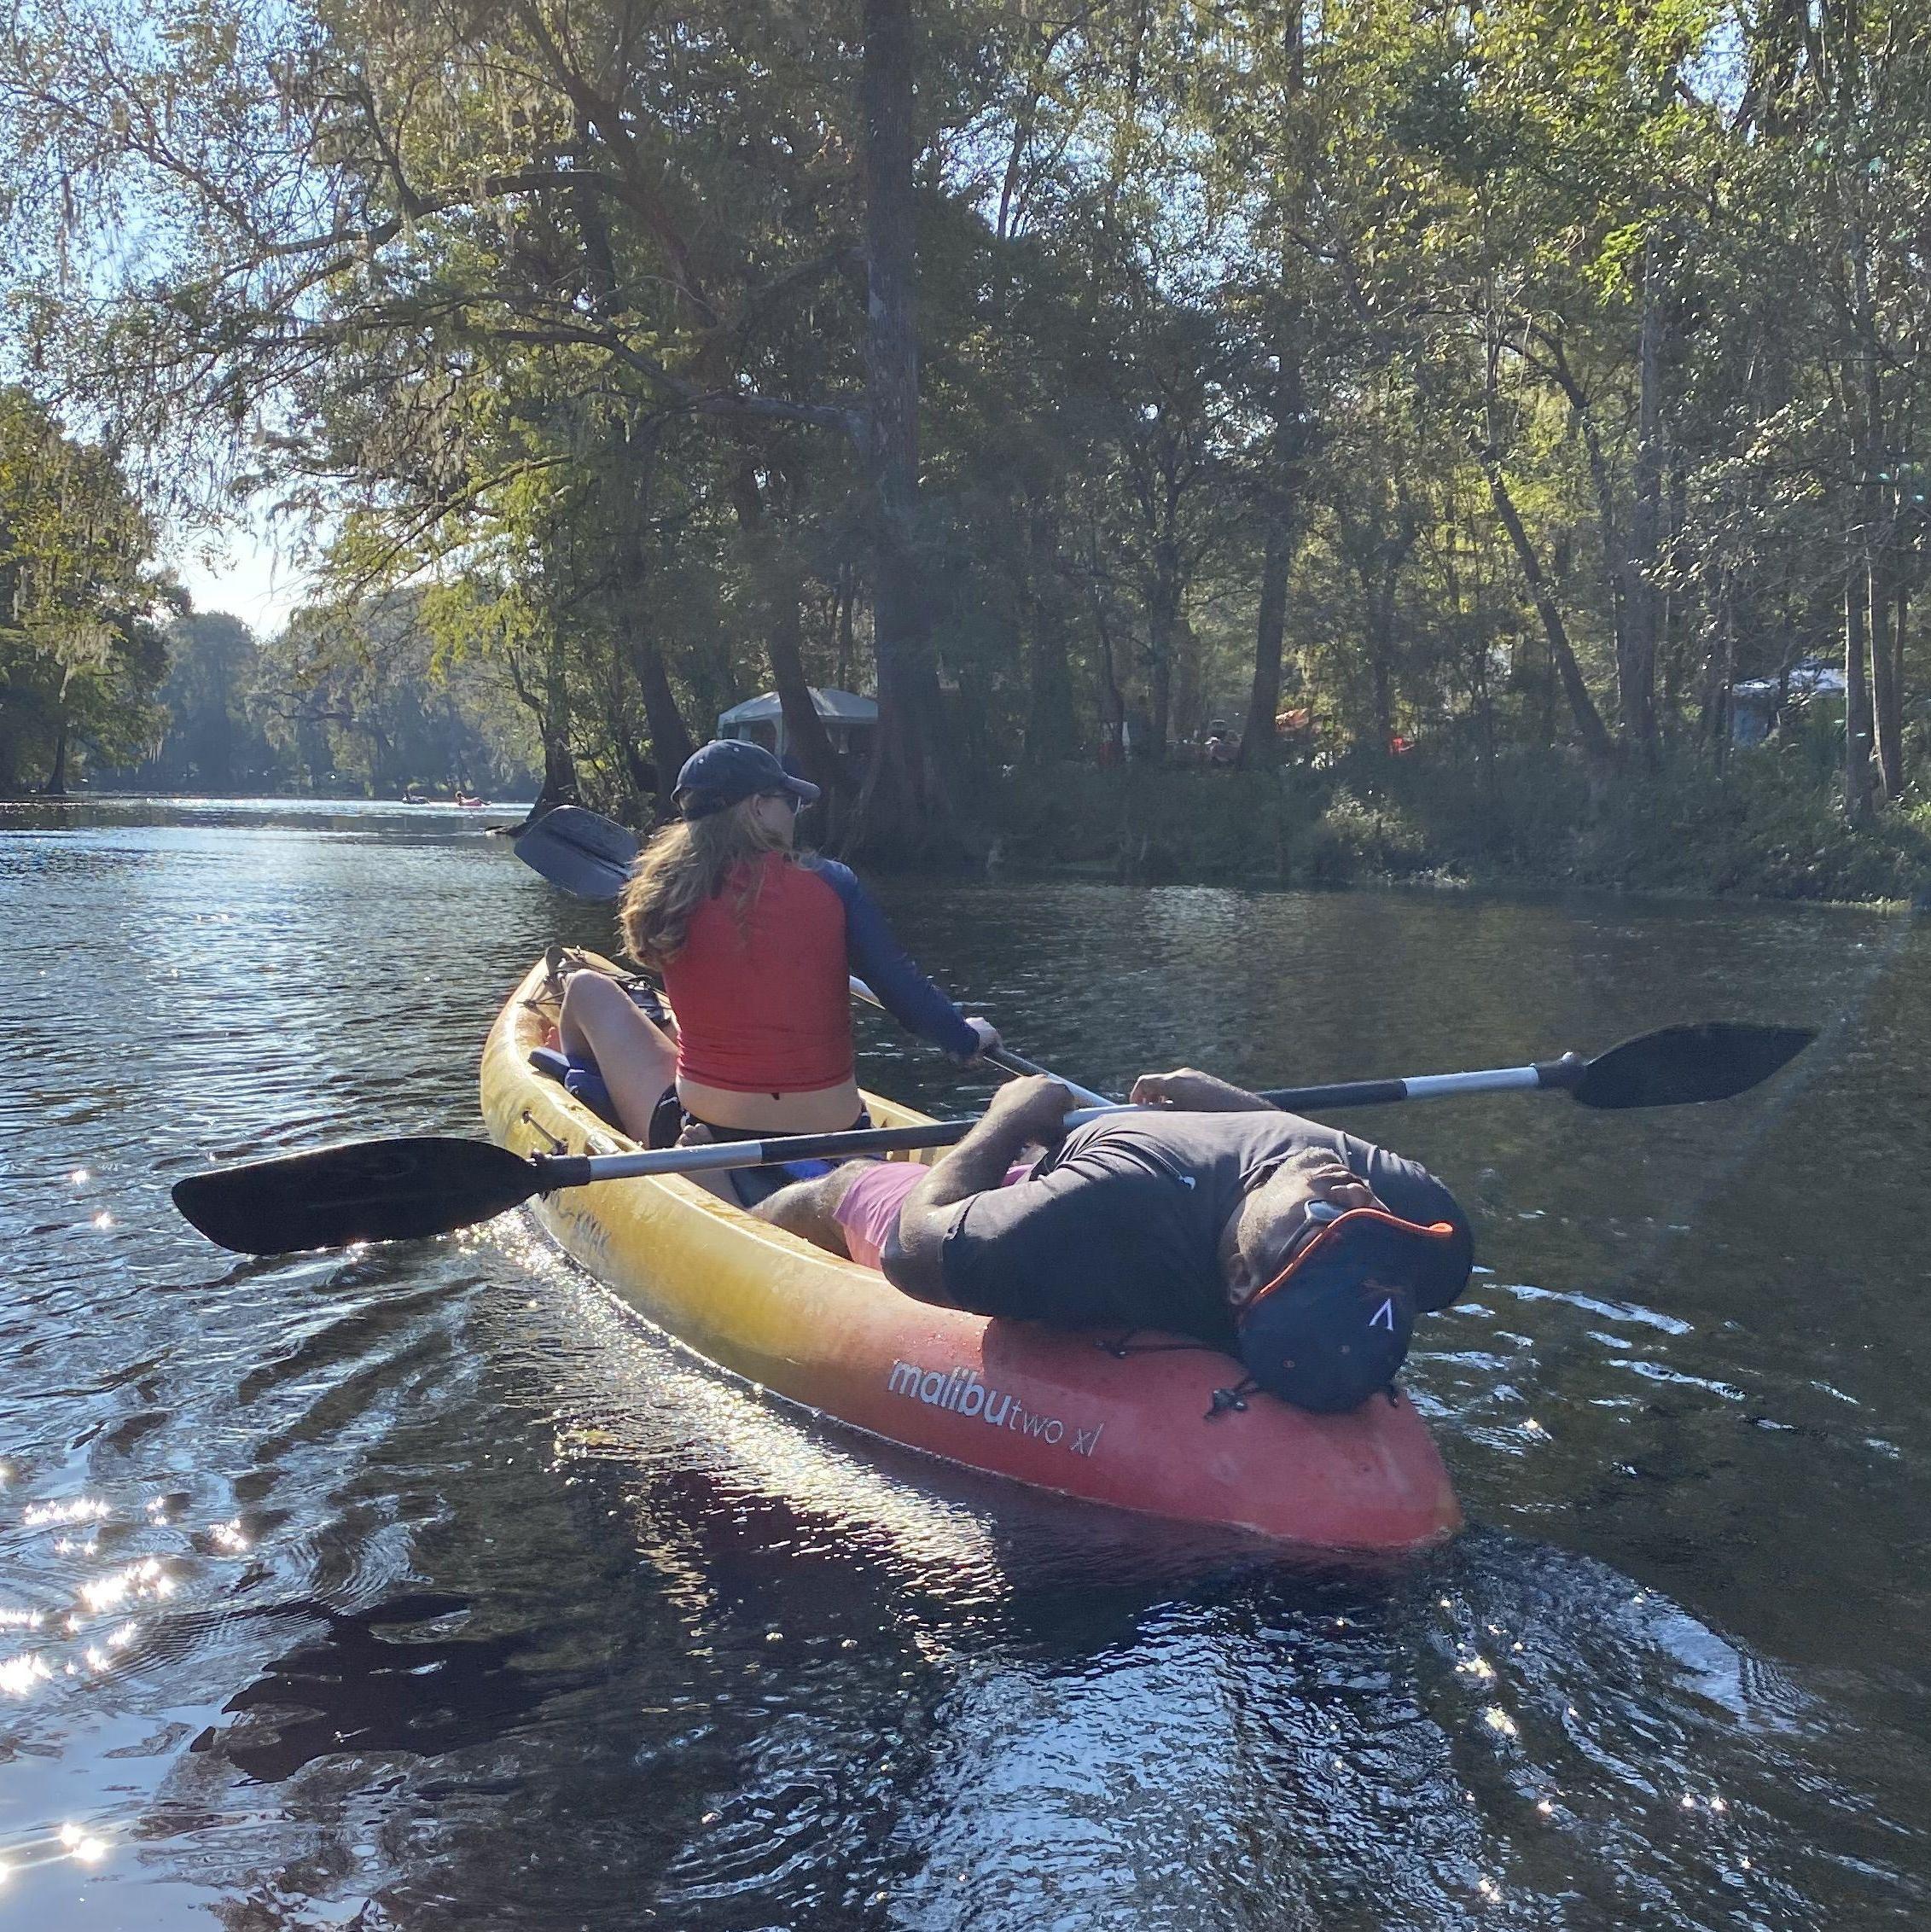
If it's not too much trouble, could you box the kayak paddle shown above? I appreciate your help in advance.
[512,804,637,900]
[512,803,1114,1105]
[174,1020,1812,1256]
[514,807,1810,1114]
[170,1114,1111,1256]
[1254,1021,1815,1114]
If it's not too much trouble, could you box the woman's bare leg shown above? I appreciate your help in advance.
[557,970,678,1143]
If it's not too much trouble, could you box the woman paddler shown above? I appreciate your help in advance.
[556,739,997,1202]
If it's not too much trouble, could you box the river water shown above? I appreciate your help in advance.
[2,797,1927,1930]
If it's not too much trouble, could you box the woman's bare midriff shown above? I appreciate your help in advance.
[676,1074,866,1134]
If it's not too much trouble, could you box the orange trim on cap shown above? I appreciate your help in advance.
[1243,1205,1457,1317]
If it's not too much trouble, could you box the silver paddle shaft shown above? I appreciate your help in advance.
[550,1104,1128,1186]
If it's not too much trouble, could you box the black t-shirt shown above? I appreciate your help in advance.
[937,1111,1472,1345]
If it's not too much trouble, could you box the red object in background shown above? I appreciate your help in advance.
[1274,707,1315,756]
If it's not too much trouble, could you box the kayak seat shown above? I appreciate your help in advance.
[526,1045,623,1130]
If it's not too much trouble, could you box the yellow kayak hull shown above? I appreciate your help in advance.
[481,956,1461,1551]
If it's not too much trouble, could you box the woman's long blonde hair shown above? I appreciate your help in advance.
[619,797,799,969]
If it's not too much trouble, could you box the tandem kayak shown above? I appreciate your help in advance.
[481,956,1462,1551]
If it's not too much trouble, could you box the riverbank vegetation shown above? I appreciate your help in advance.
[3,2,1929,896]
[125,606,539,799]
[0,389,171,794]
[997,749,1931,904]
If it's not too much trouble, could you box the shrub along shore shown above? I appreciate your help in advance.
[987,751,1931,906]
[13,751,1926,906]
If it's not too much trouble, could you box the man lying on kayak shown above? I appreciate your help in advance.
[755,1070,1473,1415]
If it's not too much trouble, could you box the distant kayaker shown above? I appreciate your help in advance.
[558,739,997,1200]
[757,1070,1472,1414]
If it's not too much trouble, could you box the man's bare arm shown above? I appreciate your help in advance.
[882,1076,1072,1302]
[1129,1068,1275,1112]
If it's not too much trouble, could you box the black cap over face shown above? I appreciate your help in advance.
[673,740,822,819]
[1233,1208,1454,1413]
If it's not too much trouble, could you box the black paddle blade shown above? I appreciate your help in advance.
[513,806,639,901]
[1573,1022,1816,1109]
[172,1137,544,1255]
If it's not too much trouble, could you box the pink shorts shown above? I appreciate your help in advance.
[834,1160,1033,1272]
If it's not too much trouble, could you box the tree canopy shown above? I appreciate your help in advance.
[3,0,1928,853]
[0,387,172,792]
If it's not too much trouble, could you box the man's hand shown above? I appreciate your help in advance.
[1130,1067,1273,1113]
[985,1073,1074,1148]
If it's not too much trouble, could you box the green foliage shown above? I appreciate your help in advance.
[241,592,542,796]
[990,748,1931,904]
[3,0,1929,880]
[136,612,288,792]
[0,388,171,792]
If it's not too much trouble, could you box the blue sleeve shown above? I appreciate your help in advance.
[809,858,978,1057]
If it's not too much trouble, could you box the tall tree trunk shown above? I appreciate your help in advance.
[834,564,857,692]
[1844,191,1884,817]
[1238,514,1293,769]
[1367,589,1395,753]
[43,716,69,795]
[1143,573,1178,760]
[1658,463,1690,741]
[1239,11,1311,774]
[768,579,850,795]
[1850,221,1906,800]
[1621,243,1667,761]
[606,422,692,814]
[1701,569,1736,772]
[726,462,849,797]
[41,666,73,794]
[1170,617,1204,745]
[618,607,693,816]
[1090,573,1126,763]
[1473,437,1614,765]
[858,0,954,853]
[1844,560,1875,825]
[1886,571,1909,792]
[1021,505,1075,762]
[538,634,580,811]
[1545,340,1631,718]
[1870,564,1905,800]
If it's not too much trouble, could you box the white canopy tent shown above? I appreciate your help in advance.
[1732,660,1846,746]
[717,688,878,759]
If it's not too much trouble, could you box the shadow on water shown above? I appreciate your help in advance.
[3,802,1928,1928]
[189,1595,557,1784]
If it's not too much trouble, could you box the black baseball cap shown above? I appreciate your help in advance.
[1233,1206,1456,1413]
[673,740,822,820]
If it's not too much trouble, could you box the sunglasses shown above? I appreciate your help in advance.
[758,790,806,814]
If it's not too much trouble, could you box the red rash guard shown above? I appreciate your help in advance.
[661,851,975,1094]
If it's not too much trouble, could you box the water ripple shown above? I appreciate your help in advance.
[1,806,1927,1928]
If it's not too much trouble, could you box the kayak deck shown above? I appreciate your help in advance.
[480,956,1461,1551]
